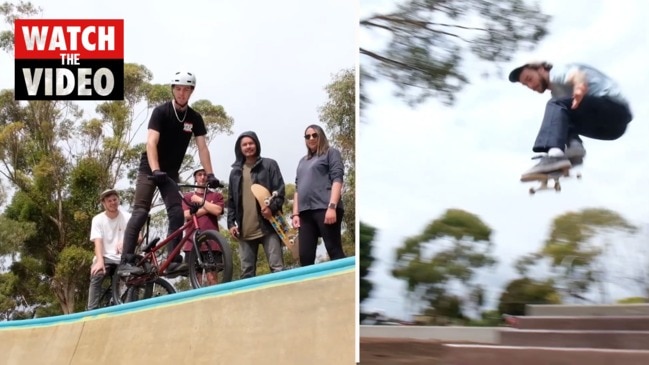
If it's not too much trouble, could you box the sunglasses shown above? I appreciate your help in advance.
[304,133,319,140]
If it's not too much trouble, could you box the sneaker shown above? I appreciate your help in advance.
[117,263,144,276]
[522,155,571,176]
[165,261,188,278]
[565,140,586,166]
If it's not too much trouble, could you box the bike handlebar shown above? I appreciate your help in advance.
[146,176,223,215]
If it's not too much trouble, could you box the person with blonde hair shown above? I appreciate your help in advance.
[291,124,346,266]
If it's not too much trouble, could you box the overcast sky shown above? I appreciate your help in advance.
[0,0,356,186]
[360,0,649,319]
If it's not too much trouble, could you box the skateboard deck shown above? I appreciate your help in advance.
[520,167,582,195]
[250,184,299,260]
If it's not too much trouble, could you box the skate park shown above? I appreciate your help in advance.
[0,257,356,364]
[361,303,649,364]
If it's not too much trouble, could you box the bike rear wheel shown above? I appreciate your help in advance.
[187,230,233,289]
[111,272,176,304]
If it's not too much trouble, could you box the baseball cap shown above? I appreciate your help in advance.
[99,188,118,201]
[508,64,528,83]
[508,61,551,83]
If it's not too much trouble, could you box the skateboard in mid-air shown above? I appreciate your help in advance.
[520,167,582,195]
[250,184,299,260]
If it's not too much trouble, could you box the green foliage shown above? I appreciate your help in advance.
[319,68,356,255]
[466,310,502,327]
[0,1,42,53]
[146,84,172,107]
[361,0,550,106]
[191,100,235,138]
[393,208,496,318]
[617,297,648,304]
[498,277,561,316]
[0,256,55,318]
[0,216,35,258]
[360,222,376,303]
[540,208,637,301]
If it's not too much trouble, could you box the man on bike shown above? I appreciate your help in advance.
[87,189,130,310]
[118,71,219,276]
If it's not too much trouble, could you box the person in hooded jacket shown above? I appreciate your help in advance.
[227,131,285,278]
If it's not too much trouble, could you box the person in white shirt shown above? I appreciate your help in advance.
[86,189,130,310]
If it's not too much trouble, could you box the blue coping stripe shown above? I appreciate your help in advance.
[0,256,355,330]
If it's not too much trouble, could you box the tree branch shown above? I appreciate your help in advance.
[360,48,430,74]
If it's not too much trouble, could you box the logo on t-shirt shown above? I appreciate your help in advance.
[183,122,192,133]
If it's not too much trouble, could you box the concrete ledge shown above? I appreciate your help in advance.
[360,325,499,344]
[500,328,649,350]
[515,316,649,331]
[443,344,649,365]
[527,304,649,317]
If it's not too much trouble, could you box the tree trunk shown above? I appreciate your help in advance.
[51,278,75,315]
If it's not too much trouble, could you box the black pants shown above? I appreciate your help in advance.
[298,209,346,266]
[121,172,183,263]
[533,95,632,153]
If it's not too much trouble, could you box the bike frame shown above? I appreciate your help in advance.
[134,183,220,278]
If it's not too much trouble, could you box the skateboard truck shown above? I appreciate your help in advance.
[522,167,582,195]
[263,191,278,206]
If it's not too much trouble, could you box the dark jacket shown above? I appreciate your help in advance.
[227,131,286,234]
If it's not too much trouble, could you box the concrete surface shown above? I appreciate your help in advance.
[443,344,649,365]
[527,304,649,317]
[360,325,500,344]
[0,257,356,365]
[514,315,649,330]
[500,328,649,350]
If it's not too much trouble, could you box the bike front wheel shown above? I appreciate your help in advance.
[187,230,234,289]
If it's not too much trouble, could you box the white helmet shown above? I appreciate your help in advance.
[171,71,196,88]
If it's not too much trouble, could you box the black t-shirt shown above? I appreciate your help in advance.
[139,101,207,178]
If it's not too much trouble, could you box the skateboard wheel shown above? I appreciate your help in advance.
[529,188,535,195]
[576,173,582,179]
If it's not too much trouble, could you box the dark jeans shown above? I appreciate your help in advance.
[533,95,633,153]
[298,209,346,266]
[121,172,183,263]
[86,261,119,310]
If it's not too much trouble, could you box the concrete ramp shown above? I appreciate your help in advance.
[0,257,356,365]
[444,344,649,365]
[512,315,649,331]
[442,304,649,364]
[527,303,649,316]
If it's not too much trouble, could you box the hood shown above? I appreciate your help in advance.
[233,131,261,165]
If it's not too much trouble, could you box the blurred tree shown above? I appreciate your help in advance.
[0,1,41,52]
[360,0,550,107]
[360,222,377,303]
[617,297,647,304]
[393,208,496,319]
[540,208,637,303]
[498,277,561,316]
